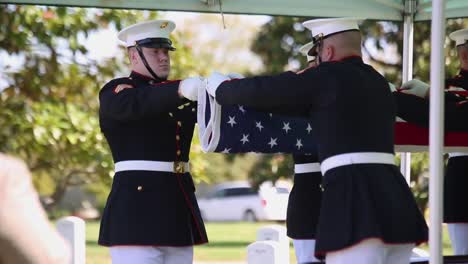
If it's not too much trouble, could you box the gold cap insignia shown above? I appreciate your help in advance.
[160,22,169,29]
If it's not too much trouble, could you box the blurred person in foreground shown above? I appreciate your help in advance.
[0,152,70,264]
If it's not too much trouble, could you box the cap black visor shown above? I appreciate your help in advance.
[135,38,176,51]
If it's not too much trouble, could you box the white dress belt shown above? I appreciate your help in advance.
[114,160,190,173]
[448,152,468,158]
[294,163,321,174]
[320,152,395,175]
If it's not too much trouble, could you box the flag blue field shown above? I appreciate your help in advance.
[198,91,318,154]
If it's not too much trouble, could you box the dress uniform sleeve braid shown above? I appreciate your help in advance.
[99,79,184,121]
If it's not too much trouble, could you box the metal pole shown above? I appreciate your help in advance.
[429,0,446,263]
[400,0,416,184]
[400,153,411,184]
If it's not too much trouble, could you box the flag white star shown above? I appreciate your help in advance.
[282,122,291,133]
[227,116,237,127]
[238,105,246,113]
[268,137,278,148]
[269,113,273,118]
[221,148,231,153]
[240,134,250,144]
[255,121,264,131]
[306,123,312,134]
[296,139,303,150]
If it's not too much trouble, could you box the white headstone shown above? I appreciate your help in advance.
[247,240,280,264]
[56,216,85,264]
[256,225,289,264]
[410,247,430,262]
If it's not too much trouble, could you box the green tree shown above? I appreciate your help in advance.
[251,17,310,74]
[251,17,468,80]
[0,5,200,211]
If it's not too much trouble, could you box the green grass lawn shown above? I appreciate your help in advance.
[85,221,453,263]
[86,221,295,263]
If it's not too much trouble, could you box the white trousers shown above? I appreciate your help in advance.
[448,223,468,255]
[326,238,414,264]
[110,246,193,264]
[292,239,320,263]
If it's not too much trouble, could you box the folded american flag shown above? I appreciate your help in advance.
[197,89,468,153]
[197,89,318,154]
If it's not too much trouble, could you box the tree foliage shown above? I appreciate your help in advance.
[252,16,468,81]
[0,5,199,211]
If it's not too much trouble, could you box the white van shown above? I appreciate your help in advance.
[197,181,289,222]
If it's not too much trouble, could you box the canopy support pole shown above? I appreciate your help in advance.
[429,0,446,263]
[401,0,416,184]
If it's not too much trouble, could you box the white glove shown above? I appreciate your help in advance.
[206,72,230,97]
[179,77,204,101]
[388,82,397,93]
[227,73,244,79]
[400,79,430,98]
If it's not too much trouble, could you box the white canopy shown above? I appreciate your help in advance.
[1,0,462,263]
[0,0,466,21]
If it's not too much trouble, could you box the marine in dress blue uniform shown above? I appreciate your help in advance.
[287,42,323,264]
[98,20,207,264]
[288,154,322,264]
[395,28,468,255]
[206,18,428,264]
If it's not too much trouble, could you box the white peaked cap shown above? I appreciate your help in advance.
[299,41,315,62]
[117,20,176,47]
[302,17,362,38]
[449,28,468,47]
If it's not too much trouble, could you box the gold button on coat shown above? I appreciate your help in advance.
[137,186,143,191]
